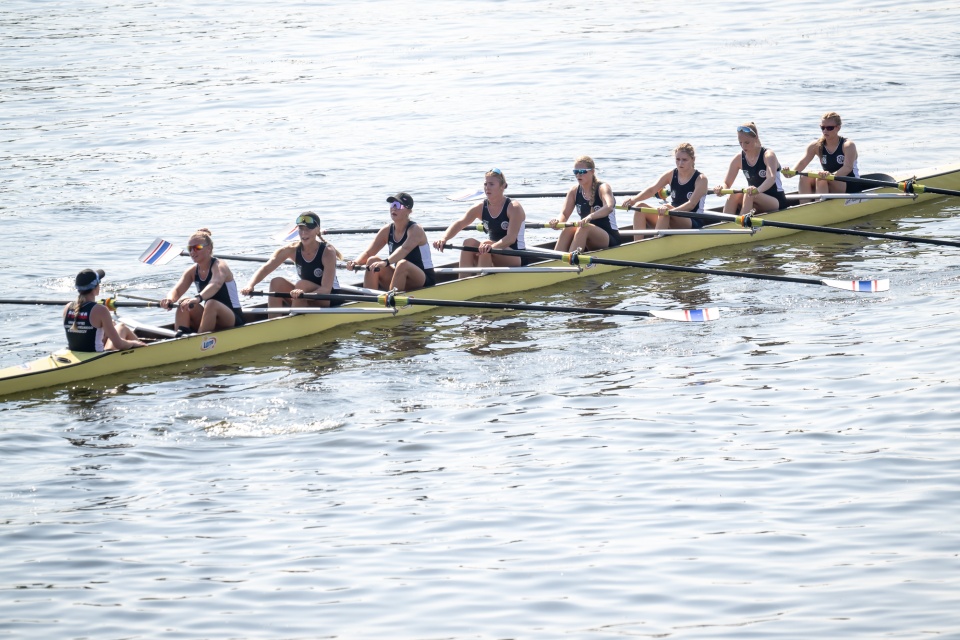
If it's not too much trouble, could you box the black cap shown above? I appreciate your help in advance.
[76,268,105,292]
[386,192,414,209]
[296,212,320,228]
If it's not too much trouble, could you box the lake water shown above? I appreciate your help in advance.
[2,1,960,637]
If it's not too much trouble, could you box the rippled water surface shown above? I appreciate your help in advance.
[3,1,960,638]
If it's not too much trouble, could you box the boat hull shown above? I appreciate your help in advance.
[3,163,959,396]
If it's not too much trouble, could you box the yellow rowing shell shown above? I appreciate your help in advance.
[2,162,959,397]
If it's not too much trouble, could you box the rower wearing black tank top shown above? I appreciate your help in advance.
[549,155,619,252]
[349,191,437,291]
[784,111,861,199]
[434,168,528,276]
[622,143,710,232]
[714,122,788,214]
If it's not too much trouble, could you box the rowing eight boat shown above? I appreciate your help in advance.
[2,162,959,397]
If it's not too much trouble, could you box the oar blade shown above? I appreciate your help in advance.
[273,224,300,242]
[139,238,180,265]
[821,278,890,292]
[446,188,484,202]
[648,307,721,322]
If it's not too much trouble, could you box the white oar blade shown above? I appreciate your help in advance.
[649,307,721,322]
[139,238,180,266]
[446,188,484,202]
[273,224,299,242]
[821,278,890,292]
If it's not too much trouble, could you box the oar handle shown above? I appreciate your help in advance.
[782,169,960,197]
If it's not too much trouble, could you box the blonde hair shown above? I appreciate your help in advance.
[574,155,601,191]
[818,111,842,147]
[485,168,507,188]
[69,293,86,330]
[673,142,696,161]
[190,227,213,248]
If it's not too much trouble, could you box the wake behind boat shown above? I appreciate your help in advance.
[2,162,959,397]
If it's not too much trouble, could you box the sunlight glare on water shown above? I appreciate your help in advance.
[2,1,960,638]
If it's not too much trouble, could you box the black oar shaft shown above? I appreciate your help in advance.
[626,206,960,249]
[0,298,160,308]
[252,291,656,318]
[446,244,826,287]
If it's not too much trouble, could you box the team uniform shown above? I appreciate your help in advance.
[295,240,344,306]
[820,136,862,193]
[670,169,707,229]
[741,149,789,211]
[482,198,526,250]
[576,184,621,246]
[195,258,245,326]
[388,221,436,287]
[64,301,105,352]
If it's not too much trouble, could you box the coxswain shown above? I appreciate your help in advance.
[63,268,144,351]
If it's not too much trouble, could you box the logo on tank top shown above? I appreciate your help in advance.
[500,220,509,231]
[836,154,845,164]
[686,191,694,200]
[313,268,323,278]
[758,169,767,178]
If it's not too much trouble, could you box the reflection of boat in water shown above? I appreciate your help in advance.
[2,163,959,397]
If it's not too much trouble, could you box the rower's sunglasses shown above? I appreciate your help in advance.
[572,168,592,175]
[488,168,502,175]
[296,215,319,228]
[736,126,757,135]
[820,125,837,131]
[390,201,406,210]
[187,244,206,251]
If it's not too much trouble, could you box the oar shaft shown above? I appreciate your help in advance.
[0,298,161,308]
[252,290,658,318]
[626,206,960,249]
[446,244,827,287]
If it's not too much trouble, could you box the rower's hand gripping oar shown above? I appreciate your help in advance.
[248,291,720,322]
[782,168,960,198]
[444,244,889,293]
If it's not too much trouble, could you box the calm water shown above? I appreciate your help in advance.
[2,1,960,637]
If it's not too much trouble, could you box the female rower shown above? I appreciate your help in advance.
[346,192,435,291]
[63,268,145,352]
[240,212,341,313]
[549,155,621,251]
[784,111,860,196]
[432,168,528,276]
[714,122,789,214]
[621,142,709,231]
[160,228,245,334]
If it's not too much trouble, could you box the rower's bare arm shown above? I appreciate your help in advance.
[497,202,526,247]
[593,183,616,219]
[787,140,819,174]
[759,150,780,192]
[837,140,858,177]
[433,206,480,250]
[162,269,194,309]
[243,247,293,293]
[550,189,577,226]
[714,155,740,195]
[676,173,709,212]
[353,227,389,266]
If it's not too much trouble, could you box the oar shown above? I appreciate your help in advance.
[623,206,960,250]
[444,244,889,293]
[0,298,163,309]
[782,169,960,198]
[139,238,372,269]
[139,237,284,266]
[249,291,719,322]
[447,188,654,202]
